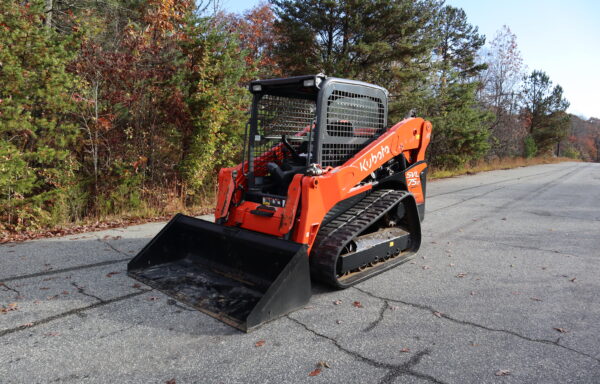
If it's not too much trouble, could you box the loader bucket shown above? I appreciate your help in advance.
[127,214,311,332]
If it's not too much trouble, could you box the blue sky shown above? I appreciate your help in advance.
[221,0,600,118]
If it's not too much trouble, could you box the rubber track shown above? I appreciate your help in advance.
[310,189,412,288]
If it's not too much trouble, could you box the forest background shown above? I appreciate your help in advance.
[1,0,598,238]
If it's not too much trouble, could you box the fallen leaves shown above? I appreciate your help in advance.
[495,369,511,376]
[147,296,160,301]
[0,216,171,244]
[1,302,19,314]
[333,300,342,305]
[433,311,443,318]
[102,235,122,240]
[421,265,430,270]
[400,348,410,353]
[45,332,60,337]
[165,379,176,384]
[455,272,467,278]
[255,340,266,347]
[69,235,93,240]
[106,271,120,278]
[308,361,331,377]
[553,327,568,333]
[21,322,34,327]
[530,297,543,302]
[132,283,142,289]
[352,301,363,308]
[569,277,577,283]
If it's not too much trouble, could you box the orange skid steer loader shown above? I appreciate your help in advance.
[128,75,432,331]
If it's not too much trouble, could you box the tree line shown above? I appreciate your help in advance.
[1,0,597,233]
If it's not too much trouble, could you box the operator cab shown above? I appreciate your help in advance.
[244,74,388,206]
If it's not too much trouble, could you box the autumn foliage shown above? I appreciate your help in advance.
[1,0,249,234]
[0,0,595,237]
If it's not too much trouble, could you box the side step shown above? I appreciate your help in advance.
[127,214,311,332]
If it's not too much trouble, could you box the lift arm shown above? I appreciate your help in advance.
[291,117,432,247]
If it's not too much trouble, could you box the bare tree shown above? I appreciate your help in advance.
[479,26,527,157]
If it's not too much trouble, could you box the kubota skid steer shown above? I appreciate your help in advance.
[128,75,431,331]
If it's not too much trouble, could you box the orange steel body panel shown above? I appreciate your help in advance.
[405,162,428,204]
[214,117,432,252]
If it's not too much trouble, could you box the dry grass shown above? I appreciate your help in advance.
[0,190,216,243]
[430,156,581,179]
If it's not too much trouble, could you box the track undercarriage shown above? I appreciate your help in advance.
[310,189,422,288]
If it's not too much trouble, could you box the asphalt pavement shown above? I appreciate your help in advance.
[1,161,599,383]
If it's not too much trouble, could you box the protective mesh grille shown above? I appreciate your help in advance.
[253,95,315,176]
[322,90,385,167]
[322,143,365,167]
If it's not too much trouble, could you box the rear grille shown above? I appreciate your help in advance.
[326,90,385,138]
[321,89,385,167]
[321,143,364,167]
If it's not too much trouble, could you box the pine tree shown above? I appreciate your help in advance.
[0,0,82,230]
[521,70,570,154]
[270,0,440,95]
[425,5,490,168]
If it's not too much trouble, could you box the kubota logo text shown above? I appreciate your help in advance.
[359,145,390,172]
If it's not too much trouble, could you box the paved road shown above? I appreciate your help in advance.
[1,162,599,383]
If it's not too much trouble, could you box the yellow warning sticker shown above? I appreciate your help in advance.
[389,241,394,247]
